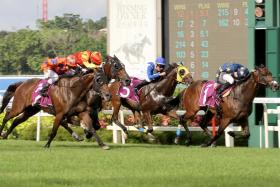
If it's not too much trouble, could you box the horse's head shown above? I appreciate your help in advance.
[166,63,193,85]
[176,64,193,85]
[253,64,279,91]
[104,55,131,86]
[92,68,112,101]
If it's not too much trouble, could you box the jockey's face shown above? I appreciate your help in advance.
[156,64,165,72]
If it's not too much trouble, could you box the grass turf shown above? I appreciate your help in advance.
[0,140,280,187]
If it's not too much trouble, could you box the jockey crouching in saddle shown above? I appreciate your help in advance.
[33,50,103,106]
[214,62,250,118]
[134,57,167,94]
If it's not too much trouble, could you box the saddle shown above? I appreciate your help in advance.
[118,77,142,102]
[199,81,233,108]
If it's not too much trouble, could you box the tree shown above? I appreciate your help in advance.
[0,15,107,75]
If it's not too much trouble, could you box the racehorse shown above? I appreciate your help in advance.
[103,55,131,86]
[0,55,131,148]
[0,68,111,148]
[179,65,279,147]
[108,63,193,137]
[52,54,131,143]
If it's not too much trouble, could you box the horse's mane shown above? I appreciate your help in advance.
[165,63,178,76]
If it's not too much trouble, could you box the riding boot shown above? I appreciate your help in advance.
[134,80,149,95]
[216,82,231,99]
[40,83,50,97]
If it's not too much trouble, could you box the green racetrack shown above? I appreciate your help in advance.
[0,140,280,187]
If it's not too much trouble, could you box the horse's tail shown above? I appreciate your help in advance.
[0,81,23,113]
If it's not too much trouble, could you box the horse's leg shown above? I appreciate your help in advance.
[78,112,109,150]
[142,111,156,141]
[204,117,231,147]
[198,118,216,147]
[44,113,64,148]
[0,103,26,135]
[133,110,142,126]
[179,114,192,146]
[228,118,250,139]
[240,118,250,139]
[91,109,101,131]
[143,112,153,133]
[111,98,128,135]
[60,119,83,142]
[2,107,40,139]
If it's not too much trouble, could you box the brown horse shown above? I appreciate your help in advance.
[179,65,279,147]
[0,68,111,148]
[108,63,193,137]
[103,55,131,86]
[51,54,131,142]
[0,55,131,148]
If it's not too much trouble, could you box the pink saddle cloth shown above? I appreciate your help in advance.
[118,77,142,102]
[32,79,53,107]
[199,81,233,108]
[199,81,217,108]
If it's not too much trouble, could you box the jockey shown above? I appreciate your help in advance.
[33,56,79,106]
[134,57,167,94]
[70,50,103,69]
[215,62,250,98]
[214,62,249,118]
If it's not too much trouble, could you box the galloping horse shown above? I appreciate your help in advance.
[179,65,279,146]
[109,63,193,136]
[0,68,111,148]
[0,55,130,148]
[52,55,131,142]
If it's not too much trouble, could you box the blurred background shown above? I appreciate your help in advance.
[0,0,107,75]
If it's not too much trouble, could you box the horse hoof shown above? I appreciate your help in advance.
[211,143,217,148]
[122,132,128,140]
[102,145,110,150]
[185,140,192,146]
[72,133,83,142]
[77,137,84,142]
[1,132,8,139]
[147,133,156,142]
[200,143,208,147]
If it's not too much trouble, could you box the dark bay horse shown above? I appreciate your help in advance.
[109,63,193,137]
[51,54,131,143]
[0,68,111,148]
[179,65,279,147]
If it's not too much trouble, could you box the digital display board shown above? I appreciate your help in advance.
[168,0,248,80]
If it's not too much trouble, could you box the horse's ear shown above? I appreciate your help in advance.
[259,64,265,68]
[113,55,119,60]
[106,55,112,62]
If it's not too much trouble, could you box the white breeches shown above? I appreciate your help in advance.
[44,69,59,84]
[222,73,234,84]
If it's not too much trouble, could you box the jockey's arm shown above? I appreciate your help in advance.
[147,65,160,81]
